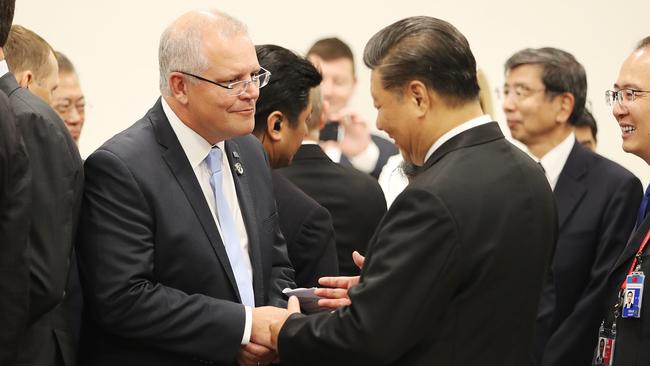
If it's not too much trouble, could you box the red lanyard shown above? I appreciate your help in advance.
[620,229,650,290]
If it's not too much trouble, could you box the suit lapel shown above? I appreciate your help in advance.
[613,215,650,274]
[422,122,504,170]
[224,140,264,306]
[553,143,588,230]
[150,99,241,301]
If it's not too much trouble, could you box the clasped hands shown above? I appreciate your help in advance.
[238,251,364,366]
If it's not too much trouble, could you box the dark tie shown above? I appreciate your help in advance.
[205,146,255,306]
[635,185,650,230]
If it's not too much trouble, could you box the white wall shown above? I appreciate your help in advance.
[13,0,650,185]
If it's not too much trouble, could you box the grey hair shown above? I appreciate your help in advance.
[505,47,587,125]
[158,9,248,95]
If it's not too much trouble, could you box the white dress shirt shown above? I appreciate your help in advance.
[161,97,253,345]
[528,132,575,191]
[0,59,10,77]
[424,114,493,162]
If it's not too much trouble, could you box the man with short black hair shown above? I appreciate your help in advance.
[262,16,557,366]
[502,47,642,366]
[600,35,650,365]
[575,109,598,151]
[252,44,338,288]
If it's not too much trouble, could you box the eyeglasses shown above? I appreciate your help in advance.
[605,89,650,106]
[496,85,546,102]
[175,67,271,96]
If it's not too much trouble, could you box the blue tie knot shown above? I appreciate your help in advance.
[206,147,223,175]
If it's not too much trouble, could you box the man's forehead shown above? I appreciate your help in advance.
[505,64,543,83]
[617,48,650,87]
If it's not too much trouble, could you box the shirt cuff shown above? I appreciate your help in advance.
[349,140,380,173]
[241,305,252,345]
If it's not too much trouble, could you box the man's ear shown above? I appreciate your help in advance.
[16,70,33,89]
[555,92,575,124]
[407,80,430,117]
[266,111,285,142]
[169,72,189,104]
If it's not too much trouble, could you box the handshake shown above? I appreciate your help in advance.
[237,252,365,366]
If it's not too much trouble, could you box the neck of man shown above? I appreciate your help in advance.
[412,101,485,166]
[305,129,320,143]
[527,124,574,160]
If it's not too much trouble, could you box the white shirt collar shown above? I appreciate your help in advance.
[0,59,10,77]
[161,97,223,167]
[533,132,575,191]
[424,114,492,163]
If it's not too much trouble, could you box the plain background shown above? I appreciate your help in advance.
[13,0,650,185]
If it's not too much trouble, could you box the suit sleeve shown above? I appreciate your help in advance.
[541,174,642,366]
[77,149,246,364]
[278,188,460,365]
[0,96,31,364]
[292,205,339,288]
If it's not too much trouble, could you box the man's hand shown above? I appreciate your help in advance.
[237,342,276,366]
[269,296,301,351]
[250,306,290,349]
[332,109,372,157]
[315,251,365,309]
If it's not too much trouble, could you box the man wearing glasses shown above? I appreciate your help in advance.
[76,9,295,366]
[501,47,642,366]
[601,36,650,366]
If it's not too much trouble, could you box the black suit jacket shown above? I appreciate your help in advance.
[278,122,557,366]
[0,90,31,364]
[601,215,650,365]
[340,134,398,179]
[76,99,295,366]
[272,171,338,288]
[277,144,386,276]
[533,142,642,366]
[0,73,84,366]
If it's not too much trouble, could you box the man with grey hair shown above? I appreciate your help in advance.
[260,16,557,366]
[502,47,642,366]
[76,9,294,366]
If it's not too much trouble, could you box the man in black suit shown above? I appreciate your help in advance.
[306,37,398,179]
[600,36,650,366]
[0,6,31,359]
[502,47,642,366]
[76,10,294,366]
[251,44,338,288]
[0,1,84,364]
[259,16,557,365]
[276,92,386,276]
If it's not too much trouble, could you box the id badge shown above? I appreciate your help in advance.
[594,323,616,366]
[622,271,645,318]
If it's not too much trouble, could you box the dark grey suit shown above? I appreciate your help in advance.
[0,89,31,365]
[0,72,84,366]
[278,122,557,366]
[76,99,294,366]
[533,142,642,366]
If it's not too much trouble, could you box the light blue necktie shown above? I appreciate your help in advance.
[205,146,255,307]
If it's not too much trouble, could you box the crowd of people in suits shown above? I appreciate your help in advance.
[2,0,650,365]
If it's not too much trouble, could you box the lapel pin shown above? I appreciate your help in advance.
[234,162,244,175]
[232,151,240,159]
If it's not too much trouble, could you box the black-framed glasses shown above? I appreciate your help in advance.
[605,89,650,106]
[175,67,271,96]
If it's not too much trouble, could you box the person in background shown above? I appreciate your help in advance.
[51,51,85,144]
[252,44,338,288]
[307,37,398,179]
[3,24,59,104]
[574,108,598,151]
[502,47,642,366]
[0,2,84,364]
